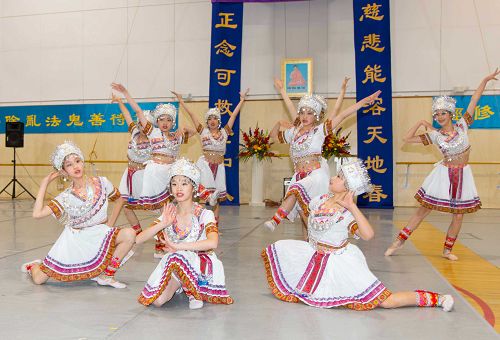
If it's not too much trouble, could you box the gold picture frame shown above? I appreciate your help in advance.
[281,58,313,98]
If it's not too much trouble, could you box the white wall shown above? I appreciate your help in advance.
[0,0,499,105]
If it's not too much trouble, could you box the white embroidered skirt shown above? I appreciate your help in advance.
[415,164,481,214]
[139,250,233,305]
[262,240,391,309]
[40,225,119,281]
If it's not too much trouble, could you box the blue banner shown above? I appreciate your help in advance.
[0,102,179,134]
[353,0,393,208]
[209,3,243,206]
[432,95,500,129]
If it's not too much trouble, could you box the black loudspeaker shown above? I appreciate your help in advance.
[5,122,24,148]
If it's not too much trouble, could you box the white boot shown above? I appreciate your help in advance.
[188,296,204,309]
[20,259,41,273]
[209,190,220,207]
[264,219,277,232]
[441,295,454,312]
[96,275,127,289]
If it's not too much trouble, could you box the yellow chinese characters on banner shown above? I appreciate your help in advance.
[364,155,387,173]
[363,126,388,144]
[215,13,238,29]
[361,33,385,53]
[5,115,21,123]
[214,40,236,57]
[110,113,125,126]
[363,184,388,202]
[359,3,384,21]
[363,98,386,116]
[362,64,386,84]
[26,115,41,127]
[45,115,61,127]
[67,114,84,127]
[89,113,105,126]
[215,99,233,115]
[214,69,236,86]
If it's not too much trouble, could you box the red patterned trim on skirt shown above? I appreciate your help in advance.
[39,228,119,282]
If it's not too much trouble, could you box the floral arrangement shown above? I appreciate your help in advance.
[239,127,279,162]
[322,127,352,160]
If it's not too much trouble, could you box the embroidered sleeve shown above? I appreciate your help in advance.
[280,128,294,144]
[418,133,432,146]
[277,130,286,144]
[200,209,218,235]
[48,199,64,220]
[182,131,189,144]
[108,187,121,202]
[142,121,153,136]
[205,222,219,235]
[323,119,334,136]
[128,122,137,134]
[197,124,204,134]
[348,221,360,239]
[224,124,234,136]
[101,176,121,202]
[463,111,473,127]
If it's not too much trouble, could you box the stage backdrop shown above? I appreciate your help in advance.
[353,0,394,208]
[0,102,179,134]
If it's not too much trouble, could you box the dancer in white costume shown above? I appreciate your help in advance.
[22,142,136,288]
[385,69,500,261]
[112,94,152,235]
[274,77,350,128]
[112,83,196,257]
[172,89,249,221]
[265,81,380,235]
[262,158,454,311]
[136,159,233,309]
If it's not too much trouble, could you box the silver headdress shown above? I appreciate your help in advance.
[205,107,221,123]
[339,158,373,196]
[166,158,201,192]
[50,141,84,171]
[151,103,177,127]
[298,94,328,121]
[432,96,456,117]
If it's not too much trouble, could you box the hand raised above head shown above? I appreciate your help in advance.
[342,76,351,89]
[111,83,127,94]
[240,88,250,101]
[170,90,182,101]
[274,78,284,91]
[484,67,500,82]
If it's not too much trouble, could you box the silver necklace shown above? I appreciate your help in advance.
[207,128,226,148]
[60,178,96,224]
[290,127,315,155]
[309,193,343,233]
[165,205,199,243]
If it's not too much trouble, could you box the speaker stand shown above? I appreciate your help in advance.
[0,148,36,200]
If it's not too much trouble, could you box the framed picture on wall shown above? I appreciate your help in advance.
[281,58,313,98]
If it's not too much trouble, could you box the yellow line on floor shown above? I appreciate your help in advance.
[395,221,500,333]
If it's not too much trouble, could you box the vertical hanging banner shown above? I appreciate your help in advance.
[209,2,244,205]
[353,1,393,208]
